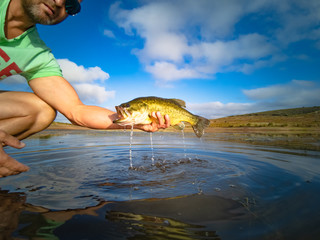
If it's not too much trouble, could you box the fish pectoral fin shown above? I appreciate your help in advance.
[173,122,185,130]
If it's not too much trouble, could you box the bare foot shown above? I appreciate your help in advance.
[0,131,29,178]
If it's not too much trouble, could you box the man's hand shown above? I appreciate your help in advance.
[137,112,171,132]
[0,130,29,178]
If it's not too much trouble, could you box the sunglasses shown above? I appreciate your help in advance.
[65,0,81,16]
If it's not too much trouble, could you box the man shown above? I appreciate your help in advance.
[0,0,170,178]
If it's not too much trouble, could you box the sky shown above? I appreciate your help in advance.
[1,0,320,122]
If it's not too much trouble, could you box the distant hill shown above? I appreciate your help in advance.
[210,106,320,128]
[240,106,320,117]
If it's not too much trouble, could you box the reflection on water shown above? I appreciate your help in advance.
[0,130,320,239]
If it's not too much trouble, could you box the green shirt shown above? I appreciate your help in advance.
[0,0,62,82]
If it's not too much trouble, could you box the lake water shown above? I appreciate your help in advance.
[0,130,320,239]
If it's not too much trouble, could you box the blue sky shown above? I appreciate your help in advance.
[1,0,320,121]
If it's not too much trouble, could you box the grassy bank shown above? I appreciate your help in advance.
[210,106,320,128]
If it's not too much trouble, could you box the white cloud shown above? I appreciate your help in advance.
[109,0,320,85]
[243,80,320,108]
[188,101,257,119]
[145,62,206,86]
[57,59,110,83]
[103,29,116,38]
[188,80,320,119]
[0,75,29,92]
[0,59,114,106]
[57,59,115,105]
[135,32,188,64]
[274,0,320,46]
[73,83,115,104]
[1,74,27,84]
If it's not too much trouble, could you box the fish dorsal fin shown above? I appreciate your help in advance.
[170,99,186,108]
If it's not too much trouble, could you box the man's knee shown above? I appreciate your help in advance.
[0,91,56,135]
[29,94,57,129]
[37,101,57,126]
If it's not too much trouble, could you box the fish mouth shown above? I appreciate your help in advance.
[113,106,150,126]
[113,106,131,125]
[115,106,129,119]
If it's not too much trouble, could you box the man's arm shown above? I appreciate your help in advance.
[29,76,170,131]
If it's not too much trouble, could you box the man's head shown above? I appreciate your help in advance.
[21,0,81,25]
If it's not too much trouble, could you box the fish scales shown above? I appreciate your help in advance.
[135,97,197,125]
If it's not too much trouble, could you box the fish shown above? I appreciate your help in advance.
[113,96,210,137]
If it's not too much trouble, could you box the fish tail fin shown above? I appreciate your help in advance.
[192,116,210,138]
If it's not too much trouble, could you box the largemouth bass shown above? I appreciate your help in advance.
[113,96,210,137]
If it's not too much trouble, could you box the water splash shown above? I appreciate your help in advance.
[150,132,155,165]
[129,125,134,168]
[181,130,187,159]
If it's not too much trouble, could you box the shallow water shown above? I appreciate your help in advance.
[0,130,320,239]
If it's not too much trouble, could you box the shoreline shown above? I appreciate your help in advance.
[41,123,320,152]
[48,122,320,134]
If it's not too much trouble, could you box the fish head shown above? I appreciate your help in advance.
[113,101,150,126]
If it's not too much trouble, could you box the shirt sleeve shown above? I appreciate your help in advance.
[21,51,63,82]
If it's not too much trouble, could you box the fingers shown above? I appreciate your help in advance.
[0,131,25,149]
[151,112,170,129]
[163,114,171,128]
[137,112,170,132]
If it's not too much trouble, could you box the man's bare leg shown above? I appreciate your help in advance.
[0,91,57,177]
[0,91,57,139]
